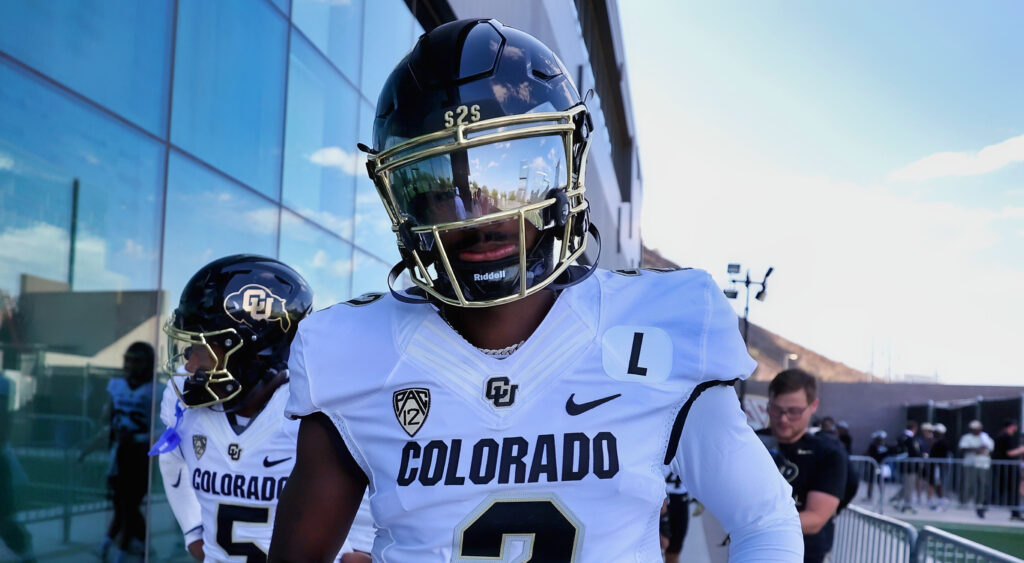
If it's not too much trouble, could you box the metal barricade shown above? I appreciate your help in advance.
[884,457,1023,513]
[833,504,918,563]
[850,454,885,514]
[915,525,1024,563]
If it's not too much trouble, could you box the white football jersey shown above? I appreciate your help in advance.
[159,380,373,562]
[287,268,763,562]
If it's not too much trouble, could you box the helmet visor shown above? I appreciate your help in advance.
[386,135,568,229]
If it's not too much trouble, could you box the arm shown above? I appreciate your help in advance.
[677,385,802,562]
[800,492,840,535]
[159,452,204,560]
[156,383,205,560]
[268,412,368,563]
[78,400,112,460]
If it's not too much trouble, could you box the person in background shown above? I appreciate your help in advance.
[152,255,372,562]
[836,421,852,454]
[992,419,1024,521]
[927,423,952,510]
[896,420,922,513]
[662,461,690,563]
[761,369,846,563]
[78,342,156,563]
[865,430,889,501]
[958,419,994,518]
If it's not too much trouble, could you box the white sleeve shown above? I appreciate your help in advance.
[675,385,803,561]
[285,329,317,420]
[157,383,204,547]
[158,442,203,546]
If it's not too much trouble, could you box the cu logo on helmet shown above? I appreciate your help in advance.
[224,284,291,332]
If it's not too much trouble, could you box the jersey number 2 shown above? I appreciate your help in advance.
[457,499,579,562]
[217,504,269,563]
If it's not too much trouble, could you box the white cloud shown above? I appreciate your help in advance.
[0,152,13,171]
[888,133,1024,182]
[309,147,364,176]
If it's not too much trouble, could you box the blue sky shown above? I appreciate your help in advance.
[619,2,1024,385]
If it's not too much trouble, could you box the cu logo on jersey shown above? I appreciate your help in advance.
[228,443,242,461]
[224,284,290,332]
[393,388,430,438]
[484,376,518,408]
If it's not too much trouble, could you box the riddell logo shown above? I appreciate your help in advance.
[473,271,505,282]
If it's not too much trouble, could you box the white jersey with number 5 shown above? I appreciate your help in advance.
[158,380,373,562]
[287,268,800,562]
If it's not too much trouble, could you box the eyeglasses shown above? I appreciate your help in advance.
[767,403,811,419]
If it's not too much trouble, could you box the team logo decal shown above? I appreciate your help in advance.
[192,435,207,460]
[393,388,430,437]
[228,443,242,461]
[484,376,518,408]
[224,284,290,331]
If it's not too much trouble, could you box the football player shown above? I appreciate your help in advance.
[270,19,801,562]
[153,255,372,562]
[78,341,156,563]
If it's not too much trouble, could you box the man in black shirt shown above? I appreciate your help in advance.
[760,369,847,563]
[992,419,1024,520]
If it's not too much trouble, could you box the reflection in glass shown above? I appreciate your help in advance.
[0,58,165,563]
[0,58,163,299]
[387,135,567,228]
[171,0,288,198]
[291,0,362,84]
[360,0,421,100]
[0,0,174,137]
[161,150,279,311]
[354,102,401,266]
[282,30,360,241]
[279,210,354,310]
[351,250,394,300]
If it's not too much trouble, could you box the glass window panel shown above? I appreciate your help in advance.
[0,59,165,561]
[161,150,279,311]
[360,0,421,101]
[351,250,394,300]
[0,0,174,137]
[0,60,163,299]
[270,0,290,17]
[279,210,354,310]
[291,0,362,84]
[354,102,401,266]
[171,0,288,199]
[281,30,360,241]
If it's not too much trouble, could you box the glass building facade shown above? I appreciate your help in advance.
[0,0,422,560]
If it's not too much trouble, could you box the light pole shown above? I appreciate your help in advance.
[724,263,774,405]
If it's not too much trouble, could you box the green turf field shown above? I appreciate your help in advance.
[914,521,1024,558]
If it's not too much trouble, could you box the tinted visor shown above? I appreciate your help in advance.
[387,135,568,229]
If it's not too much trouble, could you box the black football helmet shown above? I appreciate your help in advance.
[164,255,313,410]
[363,19,598,308]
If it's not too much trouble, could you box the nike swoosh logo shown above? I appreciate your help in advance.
[171,469,182,488]
[263,456,292,468]
[565,393,621,416]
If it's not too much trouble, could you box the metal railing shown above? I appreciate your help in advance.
[882,458,1023,513]
[832,504,918,562]
[914,525,1023,563]
[851,454,885,513]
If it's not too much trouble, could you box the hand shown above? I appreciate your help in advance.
[187,539,204,561]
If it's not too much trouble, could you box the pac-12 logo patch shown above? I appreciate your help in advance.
[193,435,207,460]
[393,388,430,437]
[224,284,290,332]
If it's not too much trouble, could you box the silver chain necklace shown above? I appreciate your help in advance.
[439,306,524,359]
